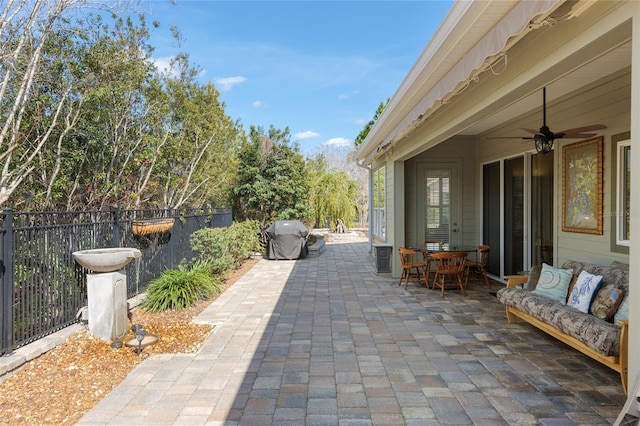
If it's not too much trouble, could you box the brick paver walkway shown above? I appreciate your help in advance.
[78,239,625,425]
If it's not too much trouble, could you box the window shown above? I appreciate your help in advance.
[425,171,450,246]
[372,166,385,239]
[616,140,630,246]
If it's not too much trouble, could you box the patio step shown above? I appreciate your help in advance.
[323,231,367,243]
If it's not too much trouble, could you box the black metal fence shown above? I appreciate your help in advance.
[0,207,232,355]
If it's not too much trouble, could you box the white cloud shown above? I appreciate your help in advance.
[214,76,247,91]
[323,137,353,148]
[204,41,380,89]
[355,118,366,125]
[152,56,206,78]
[152,56,173,74]
[252,100,263,108]
[338,90,359,101]
[294,131,320,140]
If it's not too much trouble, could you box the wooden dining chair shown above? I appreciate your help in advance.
[431,251,466,296]
[464,245,490,287]
[398,247,428,290]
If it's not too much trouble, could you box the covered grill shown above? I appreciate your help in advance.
[265,220,309,260]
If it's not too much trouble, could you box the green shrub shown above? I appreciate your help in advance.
[141,260,221,312]
[191,220,261,275]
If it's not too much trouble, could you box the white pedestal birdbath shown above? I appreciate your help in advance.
[72,248,142,342]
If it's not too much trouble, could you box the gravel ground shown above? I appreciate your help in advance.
[0,258,260,425]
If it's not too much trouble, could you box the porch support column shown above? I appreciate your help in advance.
[391,159,405,279]
[628,4,640,385]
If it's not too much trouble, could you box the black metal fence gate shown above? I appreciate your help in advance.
[0,208,232,355]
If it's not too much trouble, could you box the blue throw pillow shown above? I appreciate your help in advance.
[614,295,629,322]
[567,270,603,313]
[532,263,573,304]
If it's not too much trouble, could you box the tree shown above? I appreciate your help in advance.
[153,32,240,210]
[233,125,310,234]
[313,145,368,228]
[307,154,358,230]
[8,10,240,211]
[0,0,138,208]
[354,98,389,148]
[345,151,369,228]
[65,13,161,211]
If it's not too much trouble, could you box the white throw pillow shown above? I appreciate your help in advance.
[567,270,603,313]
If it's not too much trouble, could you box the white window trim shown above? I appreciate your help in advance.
[616,139,631,247]
[372,166,386,240]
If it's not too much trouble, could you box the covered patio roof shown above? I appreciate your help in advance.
[355,0,631,165]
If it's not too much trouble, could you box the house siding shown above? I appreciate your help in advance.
[404,138,477,250]
[476,71,632,268]
[556,73,631,267]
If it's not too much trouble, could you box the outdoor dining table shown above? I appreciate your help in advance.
[412,246,478,253]
[408,246,480,289]
[409,246,479,258]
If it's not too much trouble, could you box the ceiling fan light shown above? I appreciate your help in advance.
[534,136,554,155]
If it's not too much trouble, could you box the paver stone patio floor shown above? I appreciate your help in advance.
[78,238,626,425]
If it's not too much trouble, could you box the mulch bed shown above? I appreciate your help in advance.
[0,258,260,425]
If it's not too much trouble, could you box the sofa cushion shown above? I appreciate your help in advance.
[561,260,589,274]
[532,263,573,304]
[496,287,621,356]
[594,265,629,289]
[497,287,560,324]
[610,260,629,270]
[567,270,603,313]
[590,283,624,322]
[554,308,620,356]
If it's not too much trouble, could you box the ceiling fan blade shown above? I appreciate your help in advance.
[492,89,606,145]
[488,136,535,140]
[556,124,607,134]
[561,133,598,138]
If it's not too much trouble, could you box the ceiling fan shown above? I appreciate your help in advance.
[501,87,607,154]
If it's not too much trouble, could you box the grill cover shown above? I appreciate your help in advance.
[266,220,309,260]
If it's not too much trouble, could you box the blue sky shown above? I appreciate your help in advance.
[141,1,453,156]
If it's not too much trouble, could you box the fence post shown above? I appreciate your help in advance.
[225,207,232,227]
[113,208,120,247]
[1,210,14,353]
[168,208,175,268]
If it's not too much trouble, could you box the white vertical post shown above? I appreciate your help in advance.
[628,4,640,386]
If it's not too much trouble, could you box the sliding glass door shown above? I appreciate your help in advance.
[482,152,554,277]
[482,162,500,276]
[504,157,524,275]
[531,153,554,266]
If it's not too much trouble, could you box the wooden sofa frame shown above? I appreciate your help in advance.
[503,275,629,394]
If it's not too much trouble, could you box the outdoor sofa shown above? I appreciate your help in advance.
[496,260,629,393]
